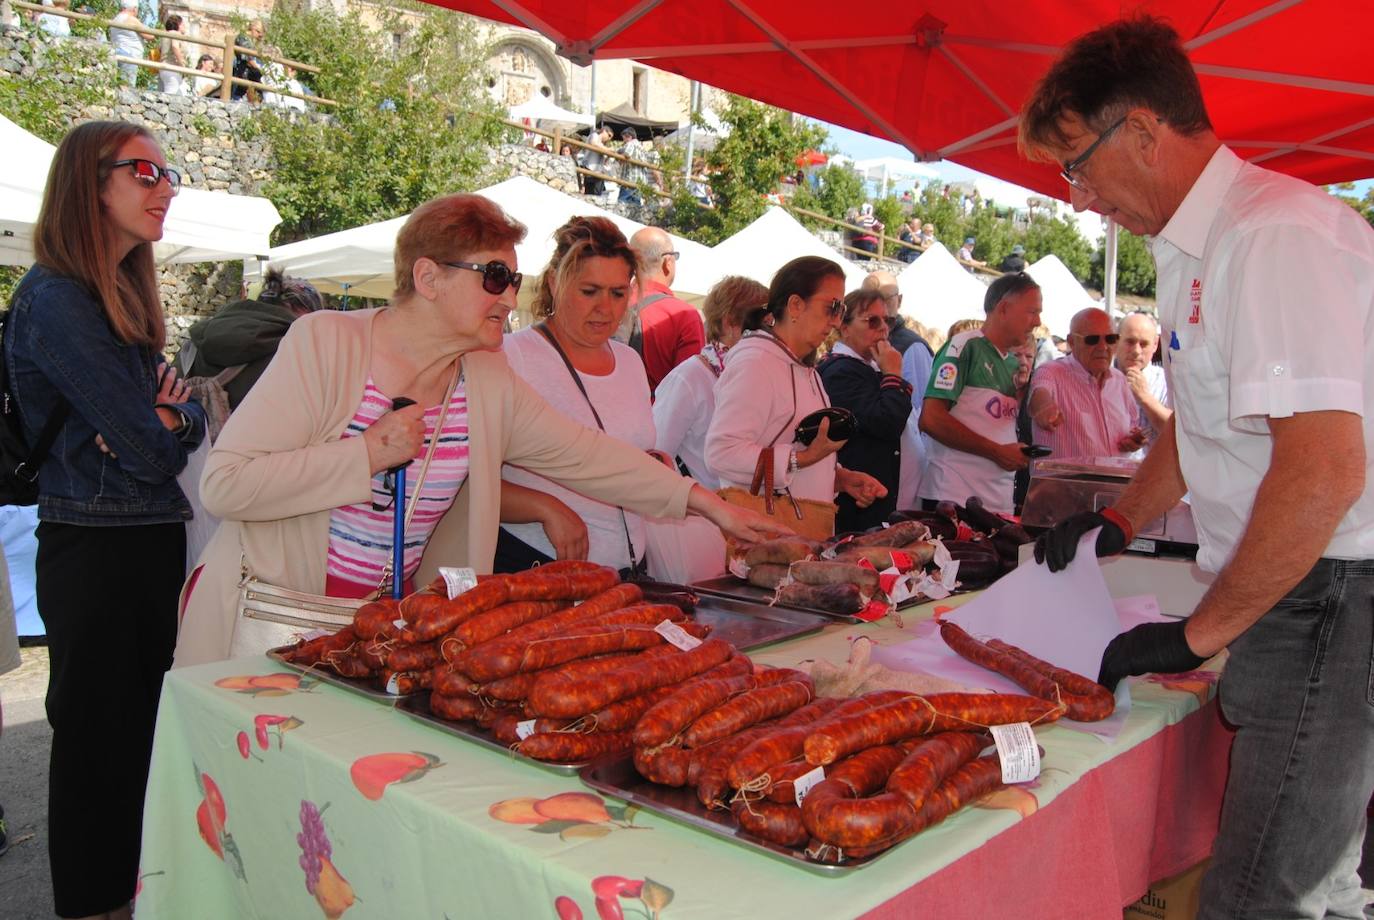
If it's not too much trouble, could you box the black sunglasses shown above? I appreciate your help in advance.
[854,314,886,330]
[1060,116,1126,191]
[443,260,523,295]
[817,297,844,318]
[110,158,181,192]
[1076,333,1120,346]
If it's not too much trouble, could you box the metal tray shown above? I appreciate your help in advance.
[692,576,958,620]
[266,647,408,704]
[690,594,829,649]
[395,693,587,776]
[580,755,896,875]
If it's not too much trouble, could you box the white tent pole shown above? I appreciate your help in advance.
[684,81,697,179]
[1103,216,1118,314]
[589,61,597,127]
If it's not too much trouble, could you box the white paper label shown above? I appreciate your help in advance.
[932,537,952,569]
[728,557,750,580]
[515,719,537,741]
[793,765,826,806]
[384,672,402,695]
[989,722,1041,784]
[438,566,478,600]
[392,617,407,631]
[654,619,702,651]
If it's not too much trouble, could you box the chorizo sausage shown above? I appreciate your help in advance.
[527,638,734,718]
[501,566,619,603]
[475,647,680,702]
[514,730,634,763]
[495,583,645,646]
[803,693,1061,765]
[458,619,707,683]
[402,579,512,642]
[633,670,759,749]
[353,599,403,641]
[385,641,442,673]
[282,627,355,665]
[446,600,562,650]
[725,695,884,790]
[731,799,810,847]
[694,698,842,808]
[985,637,1115,721]
[681,680,815,748]
[634,743,692,786]
[429,691,486,722]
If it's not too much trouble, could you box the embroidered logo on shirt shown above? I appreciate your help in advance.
[1188,279,1201,325]
[933,363,957,390]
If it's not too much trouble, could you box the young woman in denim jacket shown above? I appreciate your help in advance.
[5,121,205,920]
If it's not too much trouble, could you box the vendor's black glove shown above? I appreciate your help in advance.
[1097,620,1206,692]
[1033,509,1130,572]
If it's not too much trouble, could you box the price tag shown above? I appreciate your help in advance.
[793,765,826,806]
[515,719,538,741]
[438,566,478,600]
[932,538,952,569]
[989,722,1041,784]
[728,557,750,580]
[392,618,408,631]
[384,672,402,696]
[654,619,702,651]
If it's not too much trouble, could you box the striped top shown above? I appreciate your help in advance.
[1028,355,1139,461]
[325,377,470,597]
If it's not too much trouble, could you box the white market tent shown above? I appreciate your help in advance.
[1,115,281,266]
[251,176,719,300]
[708,207,869,292]
[894,242,988,336]
[507,96,595,129]
[1025,254,1099,338]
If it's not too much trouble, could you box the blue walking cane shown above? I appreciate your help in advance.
[387,397,417,600]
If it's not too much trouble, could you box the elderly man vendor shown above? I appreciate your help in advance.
[1026,17,1374,920]
[1028,307,1144,460]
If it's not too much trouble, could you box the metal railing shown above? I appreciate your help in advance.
[4,0,336,107]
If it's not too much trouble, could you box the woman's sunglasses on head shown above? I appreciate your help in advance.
[444,260,523,295]
[111,158,181,193]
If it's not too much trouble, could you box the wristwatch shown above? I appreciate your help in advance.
[787,447,800,475]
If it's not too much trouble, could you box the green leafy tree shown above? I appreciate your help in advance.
[911,182,965,252]
[870,196,906,257]
[1329,182,1374,228]
[257,3,503,243]
[1021,215,1093,281]
[1089,226,1156,296]
[791,163,863,224]
[963,203,1015,268]
[665,96,826,245]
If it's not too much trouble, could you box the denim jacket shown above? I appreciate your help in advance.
[5,265,207,526]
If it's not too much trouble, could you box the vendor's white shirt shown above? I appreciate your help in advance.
[652,347,721,489]
[705,332,836,504]
[500,328,655,570]
[1152,145,1374,572]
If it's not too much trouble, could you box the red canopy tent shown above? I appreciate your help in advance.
[430,0,1374,198]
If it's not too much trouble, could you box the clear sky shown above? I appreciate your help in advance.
[817,119,1374,210]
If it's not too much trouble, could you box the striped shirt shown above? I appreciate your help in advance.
[326,377,470,597]
[1029,355,1138,461]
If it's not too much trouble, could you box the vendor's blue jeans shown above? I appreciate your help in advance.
[1198,558,1374,920]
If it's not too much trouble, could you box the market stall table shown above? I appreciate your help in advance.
[136,596,1232,920]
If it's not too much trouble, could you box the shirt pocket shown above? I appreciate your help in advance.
[1169,337,1229,440]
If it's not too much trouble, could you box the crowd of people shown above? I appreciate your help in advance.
[30,4,310,109]
[4,15,1372,920]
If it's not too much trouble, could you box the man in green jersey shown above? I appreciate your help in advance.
[919,273,1043,513]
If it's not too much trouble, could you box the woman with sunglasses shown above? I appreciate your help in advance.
[818,289,913,532]
[174,196,786,666]
[5,122,206,920]
[706,256,887,527]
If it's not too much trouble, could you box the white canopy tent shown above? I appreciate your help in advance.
[507,96,595,129]
[250,176,719,301]
[895,242,989,335]
[1,115,281,266]
[708,207,869,292]
[1025,254,1100,338]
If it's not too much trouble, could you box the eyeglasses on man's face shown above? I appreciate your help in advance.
[1060,116,1127,191]
[111,158,182,193]
[1075,333,1120,346]
[443,260,523,295]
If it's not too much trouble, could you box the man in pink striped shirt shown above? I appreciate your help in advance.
[1028,307,1144,460]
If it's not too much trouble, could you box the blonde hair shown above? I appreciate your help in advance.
[34,122,165,348]
[532,217,637,319]
[947,318,985,340]
[702,276,767,341]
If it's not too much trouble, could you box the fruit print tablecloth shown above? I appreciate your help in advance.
[135,605,1232,920]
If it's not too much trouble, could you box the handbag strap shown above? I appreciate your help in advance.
[533,323,641,569]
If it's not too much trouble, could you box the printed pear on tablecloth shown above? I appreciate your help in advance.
[489,791,646,841]
[214,673,317,697]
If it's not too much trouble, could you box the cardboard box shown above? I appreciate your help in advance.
[1123,859,1210,920]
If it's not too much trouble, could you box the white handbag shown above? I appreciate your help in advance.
[227,371,458,657]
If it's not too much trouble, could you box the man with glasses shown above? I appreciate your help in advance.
[1022,18,1374,920]
[627,227,705,393]
[918,272,1041,514]
[1027,307,1142,460]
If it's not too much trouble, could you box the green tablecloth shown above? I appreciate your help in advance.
[136,601,1225,920]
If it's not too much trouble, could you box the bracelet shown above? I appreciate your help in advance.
[1100,506,1135,545]
[787,447,800,475]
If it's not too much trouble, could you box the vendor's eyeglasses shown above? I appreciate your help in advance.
[443,260,523,295]
[1076,333,1120,346]
[110,158,181,193]
[1060,116,1126,191]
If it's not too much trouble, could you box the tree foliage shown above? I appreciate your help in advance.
[663,96,825,245]
[790,163,864,226]
[1021,215,1093,280]
[1330,182,1374,228]
[257,2,503,243]
[1089,226,1156,296]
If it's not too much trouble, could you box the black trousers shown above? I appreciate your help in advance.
[36,521,185,917]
